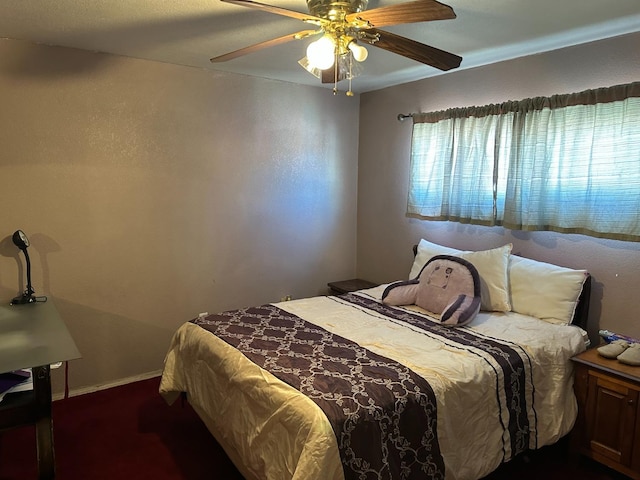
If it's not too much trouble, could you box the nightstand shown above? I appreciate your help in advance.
[327,278,378,295]
[571,347,640,479]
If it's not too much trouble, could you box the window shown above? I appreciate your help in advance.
[407,82,640,241]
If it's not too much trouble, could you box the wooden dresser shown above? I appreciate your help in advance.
[571,347,640,479]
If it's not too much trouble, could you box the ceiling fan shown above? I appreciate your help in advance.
[210,0,462,95]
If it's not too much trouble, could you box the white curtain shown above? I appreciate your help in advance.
[407,82,640,241]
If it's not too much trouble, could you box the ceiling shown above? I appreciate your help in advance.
[1,0,638,93]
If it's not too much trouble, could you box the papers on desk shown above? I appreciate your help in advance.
[0,369,33,402]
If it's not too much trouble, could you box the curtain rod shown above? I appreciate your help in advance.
[397,113,414,122]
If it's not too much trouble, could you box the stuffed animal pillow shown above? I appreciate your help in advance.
[382,255,482,327]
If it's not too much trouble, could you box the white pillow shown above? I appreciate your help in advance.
[409,239,461,279]
[508,255,588,325]
[410,239,512,312]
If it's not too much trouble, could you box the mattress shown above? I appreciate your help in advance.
[160,285,587,480]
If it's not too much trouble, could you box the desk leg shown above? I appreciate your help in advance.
[33,365,55,480]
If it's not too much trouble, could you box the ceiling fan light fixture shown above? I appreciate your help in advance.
[306,35,336,70]
[214,0,462,95]
[298,56,323,79]
[347,40,368,62]
[306,0,368,19]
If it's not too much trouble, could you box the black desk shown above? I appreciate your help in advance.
[0,300,80,479]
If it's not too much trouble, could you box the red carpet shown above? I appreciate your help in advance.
[0,376,626,479]
[0,377,243,480]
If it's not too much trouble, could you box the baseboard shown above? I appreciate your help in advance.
[53,369,163,401]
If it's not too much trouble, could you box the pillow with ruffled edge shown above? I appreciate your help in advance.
[508,255,588,325]
[409,239,512,312]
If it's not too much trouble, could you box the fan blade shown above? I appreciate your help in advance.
[347,0,455,28]
[221,0,325,24]
[364,29,461,70]
[211,29,319,62]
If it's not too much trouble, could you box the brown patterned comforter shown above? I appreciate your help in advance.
[194,302,445,480]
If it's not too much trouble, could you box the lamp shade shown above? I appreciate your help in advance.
[12,230,30,250]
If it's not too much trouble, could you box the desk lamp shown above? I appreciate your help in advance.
[11,229,45,305]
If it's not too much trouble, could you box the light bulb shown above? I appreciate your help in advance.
[306,36,335,70]
[348,41,368,62]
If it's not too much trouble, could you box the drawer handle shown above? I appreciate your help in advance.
[629,399,635,405]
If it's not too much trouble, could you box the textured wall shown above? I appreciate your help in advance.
[0,39,360,395]
[358,32,640,343]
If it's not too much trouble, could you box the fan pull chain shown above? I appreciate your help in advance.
[346,53,354,97]
[332,49,339,95]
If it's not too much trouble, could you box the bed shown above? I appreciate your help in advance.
[159,240,592,480]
